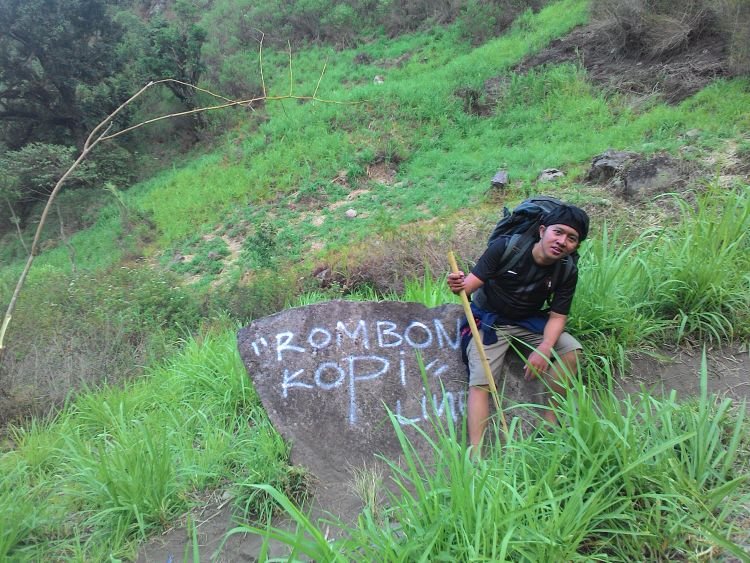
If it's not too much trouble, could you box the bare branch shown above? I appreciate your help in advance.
[166,79,235,103]
[84,81,154,150]
[313,58,329,101]
[99,94,266,141]
[258,31,267,99]
[288,41,294,98]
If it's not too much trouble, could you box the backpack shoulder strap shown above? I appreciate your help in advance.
[551,254,577,290]
[500,234,576,287]
[501,233,534,274]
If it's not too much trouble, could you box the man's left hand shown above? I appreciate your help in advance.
[524,349,550,381]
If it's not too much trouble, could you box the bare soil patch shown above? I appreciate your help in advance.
[621,344,750,407]
[513,24,731,104]
[366,160,398,185]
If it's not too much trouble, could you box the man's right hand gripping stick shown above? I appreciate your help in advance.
[448,251,508,435]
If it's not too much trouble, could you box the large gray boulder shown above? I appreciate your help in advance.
[237,300,546,519]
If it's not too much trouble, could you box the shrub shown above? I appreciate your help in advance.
[324,222,485,295]
[211,268,301,323]
[0,144,98,220]
[457,0,499,45]
[89,143,137,191]
[209,53,265,100]
[320,3,360,47]
[457,0,549,45]
[241,222,279,270]
[200,0,266,98]
[591,0,715,59]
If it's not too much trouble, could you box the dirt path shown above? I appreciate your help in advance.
[622,344,749,405]
[137,503,296,563]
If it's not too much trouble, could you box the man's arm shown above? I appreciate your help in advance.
[524,312,567,380]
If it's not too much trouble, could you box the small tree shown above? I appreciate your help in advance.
[0,144,98,218]
[140,0,208,129]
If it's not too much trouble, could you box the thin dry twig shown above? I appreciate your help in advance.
[258,30,267,99]
[313,58,329,100]
[6,199,27,253]
[0,79,149,359]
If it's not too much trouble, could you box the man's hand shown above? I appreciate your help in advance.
[447,271,465,295]
[448,272,484,297]
[524,347,551,381]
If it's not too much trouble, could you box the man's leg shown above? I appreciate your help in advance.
[541,349,579,425]
[467,385,490,450]
[502,328,582,427]
[466,334,510,452]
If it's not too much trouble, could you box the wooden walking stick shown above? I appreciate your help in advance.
[448,251,509,435]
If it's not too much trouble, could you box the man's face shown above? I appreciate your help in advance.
[538,223,580,261]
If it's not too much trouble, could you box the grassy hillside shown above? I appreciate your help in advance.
[1,0,749,559]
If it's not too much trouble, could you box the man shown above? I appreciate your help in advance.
[447,204,589,449]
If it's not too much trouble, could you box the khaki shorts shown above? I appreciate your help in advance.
[467,325,582,387]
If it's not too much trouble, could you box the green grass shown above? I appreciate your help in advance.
[128,45,750,288]
[231,356,750,561]
[569,185,750,352]
[651,187,750,342]
[0,323,298,560]
[115,1,588,250]
[567,225,667,359]
[6,1,749,289]
[0,215,127,287]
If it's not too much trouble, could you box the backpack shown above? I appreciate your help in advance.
[474,196,578,307]
[487,195,566,246]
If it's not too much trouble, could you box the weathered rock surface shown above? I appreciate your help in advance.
[491,169,509,189]
[237,300,547,521]
[539,168,564,182]
[619,153,688,199]
[585,150,640,183]
[586,150,694,200]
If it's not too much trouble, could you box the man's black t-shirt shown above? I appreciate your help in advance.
[471,237,577,320]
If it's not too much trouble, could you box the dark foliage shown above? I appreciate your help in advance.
[0,0,128,148]
[140,0,208,125]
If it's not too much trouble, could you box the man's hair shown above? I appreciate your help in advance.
[542,205,590,241]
